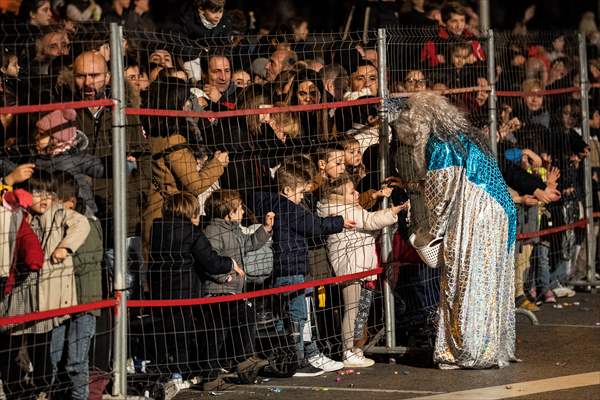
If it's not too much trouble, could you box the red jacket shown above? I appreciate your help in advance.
[2,190,44,294]
[421,27,486,68]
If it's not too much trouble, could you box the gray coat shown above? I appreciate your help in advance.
[203,219,270,295]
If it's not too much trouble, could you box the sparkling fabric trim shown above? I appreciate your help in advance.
[426,135,517,246]
[423,135,517,369]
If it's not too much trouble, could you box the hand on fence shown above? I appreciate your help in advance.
[4,163,35,186]
[264,212,275,232]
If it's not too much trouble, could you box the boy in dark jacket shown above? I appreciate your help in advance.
[248,162,355,377]
[148,191,244,390]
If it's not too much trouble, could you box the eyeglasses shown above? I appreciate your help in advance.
[405,78,427,85]
[32,190,56,198]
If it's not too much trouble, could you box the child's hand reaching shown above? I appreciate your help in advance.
[391,201,410,215]
[547,167,560,187]
[51,247,69,264]
[264,212,275,232]
[343,219,357,230]
[522,195,539,206]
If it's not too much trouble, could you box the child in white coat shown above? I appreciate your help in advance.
[317,173,407,367]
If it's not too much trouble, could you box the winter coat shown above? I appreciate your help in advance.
[167,1,231,44]
[421,27,485,68]
[317,201,397,280]
[203,218,270,295]
[72,216,103,316]
[76,104,148,244]
[148,215,234,300]
[247,192,344,277]
[33,132,105,213]
[143,133,224,248]
[0,207,45,335]
[28,203,90,334]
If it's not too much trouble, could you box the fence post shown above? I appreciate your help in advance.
[109,23,129,397]
[576,32,599,289]
[376,28,396,349]
[487,29,498,157]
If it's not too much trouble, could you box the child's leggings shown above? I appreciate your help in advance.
[341,281,374,351]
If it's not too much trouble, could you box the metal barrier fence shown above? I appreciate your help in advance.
[0,22,598,399]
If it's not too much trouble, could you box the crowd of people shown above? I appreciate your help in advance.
[0,0,599,399]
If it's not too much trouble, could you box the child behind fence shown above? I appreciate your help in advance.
[198,189,274,388]
[317,173,406,368]
[247,162,354,377]
[22,170,91,393]
[53,172,103,400]
[147,192,244,389]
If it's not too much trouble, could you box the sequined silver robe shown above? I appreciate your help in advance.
[424,135,517,369]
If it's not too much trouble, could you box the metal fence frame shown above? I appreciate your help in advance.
[104,24,600,394]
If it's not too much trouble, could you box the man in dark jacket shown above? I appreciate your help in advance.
[102,0,130,26]
[248,162,352,377]
[166,0,231,43]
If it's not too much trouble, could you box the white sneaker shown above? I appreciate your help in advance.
[307,353,344,372]
[553,285,576,298]
[343,349,375,368]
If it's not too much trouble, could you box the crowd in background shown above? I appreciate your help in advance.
[0,1,599,399]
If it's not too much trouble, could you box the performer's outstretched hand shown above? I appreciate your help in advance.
[391,201,410,215]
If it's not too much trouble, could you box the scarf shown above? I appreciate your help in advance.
[199,12,218,30]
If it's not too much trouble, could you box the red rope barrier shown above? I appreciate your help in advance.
[0,100,115,115]
[128,268,383,308]
[516,219,588,240]
[124,97,382,119]
[497,87,579,97]
[0,299,118,327]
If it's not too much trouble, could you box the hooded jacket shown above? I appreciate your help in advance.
[317,200,397,280]
[203,218,270,295]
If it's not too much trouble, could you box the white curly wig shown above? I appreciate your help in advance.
[390,91,490,177]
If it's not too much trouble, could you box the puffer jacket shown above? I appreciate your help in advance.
[248,191,344,277]
[203,218,270,295]
[317,200,397,281]
[148,215,234,300]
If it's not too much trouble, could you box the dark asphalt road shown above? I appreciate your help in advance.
[174,292,600,400]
